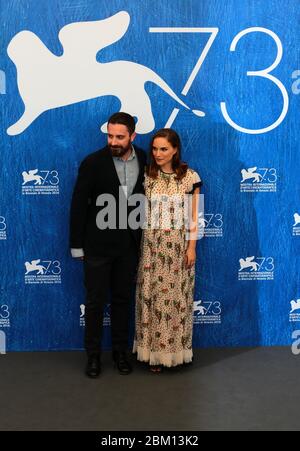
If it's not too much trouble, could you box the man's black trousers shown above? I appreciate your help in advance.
[83,245,138,356]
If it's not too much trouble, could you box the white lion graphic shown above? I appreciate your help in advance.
[7,11,204,136]
[239,256,259,272]
[290,299,300,313]
[241,167,262,183]
[22,169,43,185]
[25,259,46,275]
[293,213,300,227]
[80,304,85,318]
[193,300,207,316]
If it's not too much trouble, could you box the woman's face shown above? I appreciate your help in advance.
[152,137,177,168]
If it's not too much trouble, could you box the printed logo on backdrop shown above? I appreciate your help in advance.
[80,303,111,327]
[6,11,205,137]
[193,300,222,324]
[240,167,277,192]
[198,213,223,238]
[238,256,274,280]
[293,212,300,236]
[289,298,300,323]
[22,170,59,195]
[24,259,61,284]
[0,216,7,240]
[0,304,10,328]
[6,11,290,136]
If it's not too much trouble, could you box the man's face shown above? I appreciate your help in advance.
[107,123,136,157]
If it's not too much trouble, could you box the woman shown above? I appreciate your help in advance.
[133,128,202,372]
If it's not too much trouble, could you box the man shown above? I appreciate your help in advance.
[70,112,146,377]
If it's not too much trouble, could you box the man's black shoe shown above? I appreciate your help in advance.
[112,351,132,375]
[85,354,101,378]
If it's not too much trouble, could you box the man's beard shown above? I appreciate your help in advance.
[109,143,131,158]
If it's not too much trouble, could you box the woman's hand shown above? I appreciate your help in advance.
[185,247,196,269]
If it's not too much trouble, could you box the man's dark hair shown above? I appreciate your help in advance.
[107,112,136,135]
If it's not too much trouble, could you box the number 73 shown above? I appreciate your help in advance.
[150,26,288,134]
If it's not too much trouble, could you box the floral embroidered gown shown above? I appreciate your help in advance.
[133,168,202,367]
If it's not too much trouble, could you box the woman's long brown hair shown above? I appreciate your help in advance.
[147,128,188,180]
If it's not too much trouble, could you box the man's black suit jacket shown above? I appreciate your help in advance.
[70,146,147,257]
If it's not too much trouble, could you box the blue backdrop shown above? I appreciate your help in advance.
[0,0,299,351]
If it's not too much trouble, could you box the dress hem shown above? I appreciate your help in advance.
[133,342,193,367]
